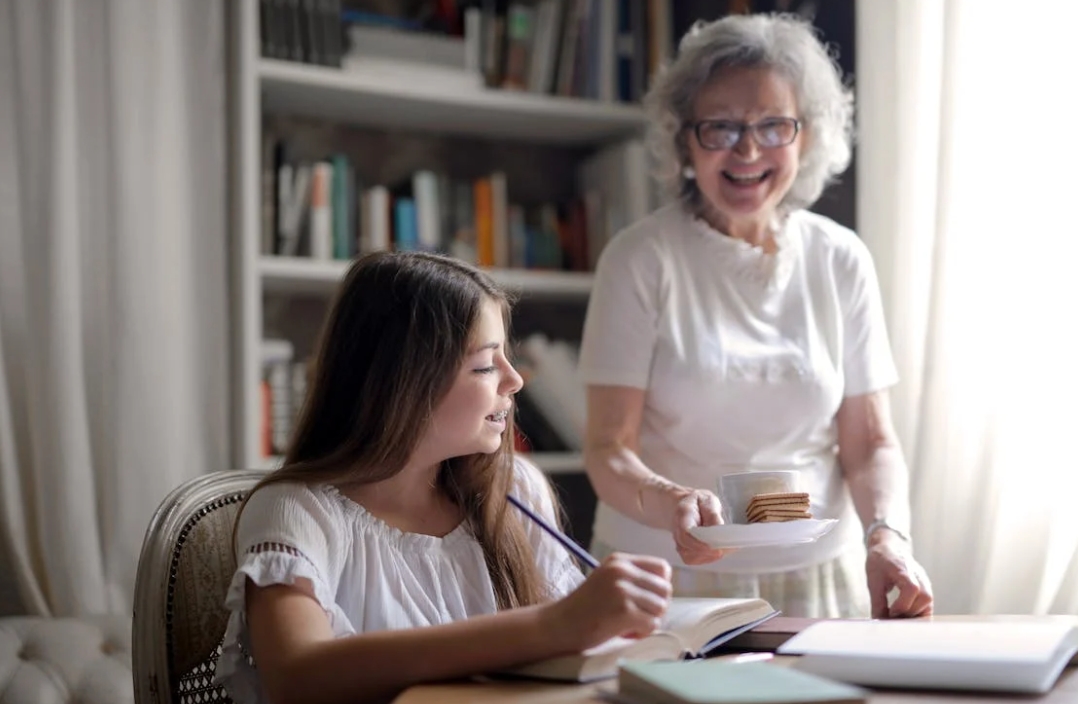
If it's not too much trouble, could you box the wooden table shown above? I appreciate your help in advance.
[394,615,1078,703]
[393,663,1078,703]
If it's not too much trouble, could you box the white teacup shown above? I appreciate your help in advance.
[718,470,802,524]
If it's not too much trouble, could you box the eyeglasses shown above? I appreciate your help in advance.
[688,117,801,151]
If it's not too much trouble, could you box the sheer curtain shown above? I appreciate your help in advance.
[857,0,1078,614]
[0,0,229,616]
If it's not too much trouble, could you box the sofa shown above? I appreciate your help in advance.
[0,615,133,704]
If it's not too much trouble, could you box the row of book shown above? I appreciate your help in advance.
[263,138,654,270]
[259,333,586,458]
[261,339,307,457]
[260,0,344,67]
[260,0,677,104]
[477,0,676,102]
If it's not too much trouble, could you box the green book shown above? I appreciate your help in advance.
[617,661,868,704]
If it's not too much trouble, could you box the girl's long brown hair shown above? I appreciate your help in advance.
[237,251,546,608]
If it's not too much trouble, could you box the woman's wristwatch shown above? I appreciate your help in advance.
[863,519,910,547]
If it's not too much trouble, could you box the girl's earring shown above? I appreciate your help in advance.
[682,165,696,180]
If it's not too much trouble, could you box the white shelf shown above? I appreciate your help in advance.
[256,452,583,475]
[259,59,647,145]
[260,255,594,299]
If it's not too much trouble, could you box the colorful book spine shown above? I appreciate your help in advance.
[394,198,418,251]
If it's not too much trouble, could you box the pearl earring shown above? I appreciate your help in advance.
[682,165,696,180]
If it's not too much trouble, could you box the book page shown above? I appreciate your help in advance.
[496,597,775,682]
[660,597,774,654]
[579,631,686,681]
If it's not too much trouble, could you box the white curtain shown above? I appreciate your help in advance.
[858,0,1078,614]
[0,0,230,616]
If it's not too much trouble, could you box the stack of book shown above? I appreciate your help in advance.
[260,0,344,67]
[261,137,651,273]
[334,1,677,103]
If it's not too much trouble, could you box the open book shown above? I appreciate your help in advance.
[778,618,1078,694]
[501,597,778,682]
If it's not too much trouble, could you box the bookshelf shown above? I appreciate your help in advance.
[229,2,648,479]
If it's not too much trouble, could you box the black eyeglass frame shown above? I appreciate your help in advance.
[687,117,802,151]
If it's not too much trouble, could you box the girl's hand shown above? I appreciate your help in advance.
[543,553,673,653]
[669,489,731,565]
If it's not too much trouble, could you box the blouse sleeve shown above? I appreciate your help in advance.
[578,226,665,389]
[837,236,900,397]
[216,482,355,700]
[512,456,586,598]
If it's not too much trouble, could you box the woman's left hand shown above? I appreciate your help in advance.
[865,530,934,618]
[669,489,731,565]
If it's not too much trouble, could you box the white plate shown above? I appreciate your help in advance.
[688,519,838,549]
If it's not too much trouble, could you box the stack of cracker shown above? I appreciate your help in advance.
[745,492,812,523]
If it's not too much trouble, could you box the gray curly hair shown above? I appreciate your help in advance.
[645,13,854,214]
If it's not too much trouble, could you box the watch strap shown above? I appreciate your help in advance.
[864,519,910,547]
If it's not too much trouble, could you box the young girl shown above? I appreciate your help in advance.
[215,252,673,704]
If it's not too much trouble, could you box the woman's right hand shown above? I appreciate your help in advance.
[669,488,731,565]
[543,553,673,653]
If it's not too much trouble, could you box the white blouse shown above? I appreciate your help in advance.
[579,205,899,574]
[214,457,585,704]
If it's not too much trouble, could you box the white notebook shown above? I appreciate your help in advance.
[778,619,1078,694]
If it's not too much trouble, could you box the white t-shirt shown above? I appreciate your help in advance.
[579,205,898,574]
[214,457,585,704]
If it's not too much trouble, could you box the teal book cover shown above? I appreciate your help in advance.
[617,661,867,704]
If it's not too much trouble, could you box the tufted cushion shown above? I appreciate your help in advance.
[0,615,133,704]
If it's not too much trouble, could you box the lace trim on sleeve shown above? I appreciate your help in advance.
[246,541,301,557]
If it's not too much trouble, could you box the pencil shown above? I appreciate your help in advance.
[506,493,601,569]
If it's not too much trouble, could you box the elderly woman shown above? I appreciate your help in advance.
[579,13,933,619]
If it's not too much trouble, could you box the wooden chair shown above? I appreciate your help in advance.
[132,469,266,704]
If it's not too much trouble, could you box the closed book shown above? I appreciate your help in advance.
[393,198,418,251]
[308,162,333,260]
[778,618,1078,694]
[499,597,778,682]
[618,660,868,704]
[411,170,442,252]
[473,178,494,266]
[712,616,823,654]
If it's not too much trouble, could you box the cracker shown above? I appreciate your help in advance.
[747,492,809,505]
[747,499,808,514]
[743,491,812,523]
[747,507,813,522]
[748,502,810,512]
[752,514,810,523]
[747,509,812,521]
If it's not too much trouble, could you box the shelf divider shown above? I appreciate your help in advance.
[259,59,646,144]
[259,255,594,299]
[256,451,584,475]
